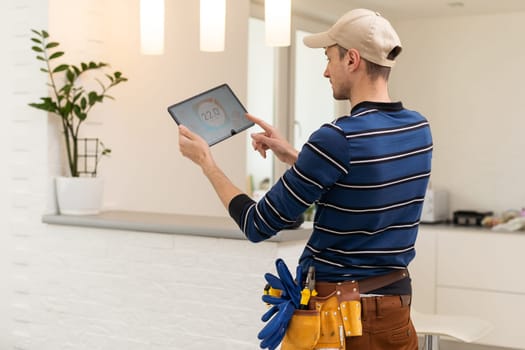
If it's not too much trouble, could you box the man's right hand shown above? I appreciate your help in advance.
[246,113,299,166]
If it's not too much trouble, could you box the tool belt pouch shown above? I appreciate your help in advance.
[309,281,363,349]
[281,309,320,350]
[340,299,362,337]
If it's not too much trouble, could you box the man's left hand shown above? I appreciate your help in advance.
[178,125,214,169]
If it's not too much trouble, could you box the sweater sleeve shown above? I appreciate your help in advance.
[228,193,256,229]
[231,123,350,242]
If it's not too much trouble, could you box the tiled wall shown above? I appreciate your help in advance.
[2,0,50,348]
[11,225,281,349]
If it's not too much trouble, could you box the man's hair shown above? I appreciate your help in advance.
[337,45,391,81]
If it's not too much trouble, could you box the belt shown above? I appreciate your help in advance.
[315,269,409,297]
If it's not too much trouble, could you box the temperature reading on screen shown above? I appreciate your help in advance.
[201,107,220,120]
[197,98,227,127]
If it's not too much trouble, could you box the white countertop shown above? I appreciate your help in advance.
[42,210,313,242]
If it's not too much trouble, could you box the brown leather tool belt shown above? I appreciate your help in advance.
[314,268,410,297]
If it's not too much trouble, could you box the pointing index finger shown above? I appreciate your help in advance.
[246,113,273,133]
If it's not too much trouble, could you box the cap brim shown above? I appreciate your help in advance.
[303,31,336,48]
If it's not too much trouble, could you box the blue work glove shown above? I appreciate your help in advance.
[258,259,304,350]
[264,258,303,308]
[258,298,295,350]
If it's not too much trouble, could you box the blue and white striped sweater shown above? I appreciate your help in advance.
[229,101,433,283]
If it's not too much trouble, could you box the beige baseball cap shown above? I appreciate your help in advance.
[303,8,402,67]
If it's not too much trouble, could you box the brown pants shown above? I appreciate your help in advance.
[345,295,418,350]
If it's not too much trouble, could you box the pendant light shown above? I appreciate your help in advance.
[200,0,226,52]
[265,0,291,47]
[140,0,165,55]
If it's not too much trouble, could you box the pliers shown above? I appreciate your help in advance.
[299,266,317,309]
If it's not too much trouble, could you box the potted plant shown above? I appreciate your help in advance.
[29,29,128,215]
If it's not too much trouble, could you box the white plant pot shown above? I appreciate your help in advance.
[55,176,104,215]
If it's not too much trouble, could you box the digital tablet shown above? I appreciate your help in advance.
[167,84,254,146]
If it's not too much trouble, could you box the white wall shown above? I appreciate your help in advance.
[103,0,249,216]
[390,12,525,215]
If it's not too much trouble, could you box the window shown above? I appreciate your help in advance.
[292,29,335,150]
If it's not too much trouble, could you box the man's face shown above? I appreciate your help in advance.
[323,45,350,100]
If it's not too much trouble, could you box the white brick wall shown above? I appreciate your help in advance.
[2,0,50,349]
[12,224,289,350]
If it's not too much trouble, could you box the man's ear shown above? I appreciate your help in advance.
[346,49,360,69]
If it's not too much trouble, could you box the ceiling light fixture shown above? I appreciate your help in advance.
[265,0,291,47]
[140,0,165,55]
[200,0,226,52]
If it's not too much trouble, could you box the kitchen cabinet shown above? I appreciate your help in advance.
[411,226,525,349]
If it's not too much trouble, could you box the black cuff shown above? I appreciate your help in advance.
[228,194,256,228]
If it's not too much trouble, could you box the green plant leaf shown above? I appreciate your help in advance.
[40,68,49,73]
[28,102,46,111]
[28,97,58,113]
[46,42,60,49]
[66,69,75,82]
[88,91,98,106]
[81,97,87,110]
[59,83,72,95]
[73,105,83,119]
[53,64,69,73]
[30,29,41,36]
[31,38,42,44]
[76,109,87,121]
[49,51,64,60]
[81,62,88,70]
[60,101,73,116]
[71,65,81,76]
[36,55,45,61]
[42,30,49,38]
[31,46,43,53]
[72,92,82,103]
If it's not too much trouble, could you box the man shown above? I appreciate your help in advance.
[179,8,432,350]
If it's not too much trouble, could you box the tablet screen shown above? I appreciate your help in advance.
[167,84,253,146]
